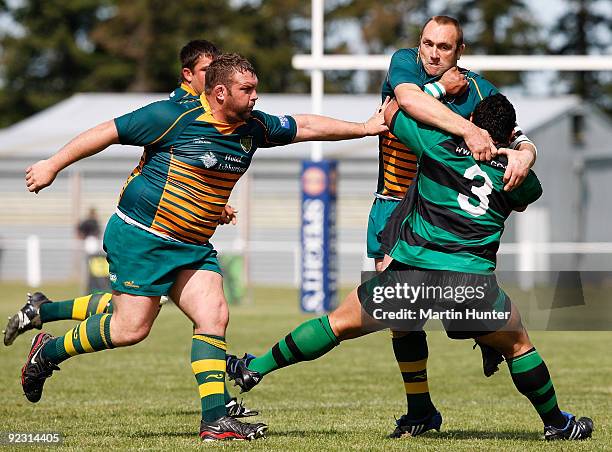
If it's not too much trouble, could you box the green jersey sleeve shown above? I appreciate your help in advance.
[388,49,424,89]
[390,109,451,159]
[114,100,192,147]
[251,110,297,148]
[506,171,543,208]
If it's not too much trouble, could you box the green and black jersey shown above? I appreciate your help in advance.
[384,110,542,274]
[377,47,499,199]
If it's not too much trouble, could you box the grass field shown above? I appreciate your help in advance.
[0,282,610,451]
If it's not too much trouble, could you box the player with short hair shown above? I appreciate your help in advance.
[20,53,389,441]
[368,15,537,434]
[227,94,593,441]
[3,38,254,419]
[176,39,221,99]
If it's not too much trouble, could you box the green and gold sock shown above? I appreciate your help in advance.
[41,313,114,364]
[192,334,227,422]
[391,330,436,420]
[224,386,232,404]
[248,315,339,376]
[507,347,567,428]
[39,292,113,322]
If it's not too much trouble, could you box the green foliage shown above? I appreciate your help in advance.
[227,0,311,93]
[447,0,544,87]
[0,0,314,126]
[327,0,430,92]
[0,0,111,126]
[549,0,612,113]
[0,1,609,126]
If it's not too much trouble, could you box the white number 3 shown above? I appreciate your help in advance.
[458,164,493,217]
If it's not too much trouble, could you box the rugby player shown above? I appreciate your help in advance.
[4,38,256,419]
[19,53,390,441]
[226,94,593,441]
[367,15,537,433]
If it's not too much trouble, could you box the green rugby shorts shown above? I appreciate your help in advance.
[103,214,221,296]
[366,197,401,259]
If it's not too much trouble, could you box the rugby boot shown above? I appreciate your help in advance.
[226,353,262,393]
[21,332,59,403]
[226,397,259,418]
[199,416,267,441]
[388,410,443,438]
[544,411,593,441]
[474,341,505,377]
[4,292,51,346]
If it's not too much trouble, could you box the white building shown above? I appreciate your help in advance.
[1,93,611,285]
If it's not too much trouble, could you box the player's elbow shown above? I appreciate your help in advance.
[395,90,421,116]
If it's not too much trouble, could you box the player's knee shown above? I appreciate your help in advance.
[506,328,533,357]
[113,322,152,346]
[329,313,361,341]
[193,297,228,332]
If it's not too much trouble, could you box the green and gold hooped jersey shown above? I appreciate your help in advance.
[114,94,297,245]
[378,47,498,199]
[386,110,542,274]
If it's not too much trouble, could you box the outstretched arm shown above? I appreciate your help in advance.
[26,120,119,193]
[292,98,390,143]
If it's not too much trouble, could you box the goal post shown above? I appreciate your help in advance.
[293,54,612,72]
[294,1,612,311]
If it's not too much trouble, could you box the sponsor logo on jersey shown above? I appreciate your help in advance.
[278,115,290,129]
[109,272,117,283]
[199,152,218,168]
[194,137,212,145]
[124,280,140,289]
[240,136,253,153]
[455,146,471,156]
[225,154,244,164]
[218,163,247,173]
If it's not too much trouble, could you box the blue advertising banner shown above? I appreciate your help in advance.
[300,160,338,312]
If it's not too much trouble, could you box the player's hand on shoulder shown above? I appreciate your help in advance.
[439,67,468,96]
[465,124,495,161]
[496,147,531,192]
[363,96,391,136]
[25,159,59,193]
[218,204,238,226]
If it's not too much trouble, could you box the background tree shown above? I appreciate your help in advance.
[89,0,240,92]
[222,0,311,93]
[446,0,544,87]
[550,0,612,113]
[326,0,429,92]
[0,0,608,127]
[0,0,110,126]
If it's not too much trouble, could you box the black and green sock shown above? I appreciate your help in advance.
[248,315,339,376]
[391,330,436,420]
[39,292,113,322]
[192,334,227,422]
[507,347,567,428]
[40,313,114,364]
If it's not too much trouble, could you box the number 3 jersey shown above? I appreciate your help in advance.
[383,110,542,274]
[113,90,297,245]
